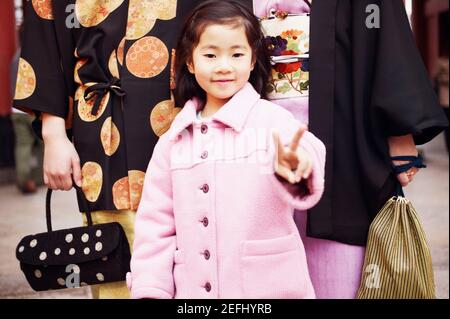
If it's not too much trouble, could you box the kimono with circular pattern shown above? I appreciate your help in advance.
[13,0,252,212]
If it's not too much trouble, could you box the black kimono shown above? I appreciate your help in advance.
[13,0,252,213]
[307,0,448,245]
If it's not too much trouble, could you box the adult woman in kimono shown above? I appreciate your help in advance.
[12,0,251,298]
[253,0,448,298]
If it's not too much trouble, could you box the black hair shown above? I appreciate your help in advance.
[174,0,271,108]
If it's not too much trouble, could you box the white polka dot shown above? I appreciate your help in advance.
[57,278,66,286]
[84,247,90,255]
[69,248,76,255]
[65,234,73,243]
[101,256,108,262]
[54,248,61,255]
[39,252,47,261]
[96,230,102,237]
[34,269,42,278]
[95,242,103,251]
[81,233,89,243]
[18,246,25,253]
[96,273,104,281]
[30,239,37,248]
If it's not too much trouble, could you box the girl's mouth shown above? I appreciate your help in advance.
[213,79,234,83]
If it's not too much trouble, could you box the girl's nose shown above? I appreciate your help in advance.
[215,58,233,73]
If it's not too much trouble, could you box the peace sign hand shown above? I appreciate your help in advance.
[273,125,313,184]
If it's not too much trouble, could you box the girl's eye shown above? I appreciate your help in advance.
[233,53,244,58]
[204,54,216,58]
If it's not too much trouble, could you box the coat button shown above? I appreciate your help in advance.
[202,217,209,227]
[201,184,209,193]
[201,151,208,159]
[200,124,208,134]
[204,250,210,260]
[205,282,211,292]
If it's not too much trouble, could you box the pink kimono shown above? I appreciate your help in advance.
[127,83,326,299]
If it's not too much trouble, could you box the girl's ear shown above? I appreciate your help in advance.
[187,61,195,74]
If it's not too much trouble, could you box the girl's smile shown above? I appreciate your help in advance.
[212,79,235,86]
[187,23,255,115]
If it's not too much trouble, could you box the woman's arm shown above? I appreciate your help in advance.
[41,113,81,190]
[388,134,419,187]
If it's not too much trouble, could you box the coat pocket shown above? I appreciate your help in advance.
[173,249,187,298]
[240,234,311,299]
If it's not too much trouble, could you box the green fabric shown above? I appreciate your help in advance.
[357,197,436,299]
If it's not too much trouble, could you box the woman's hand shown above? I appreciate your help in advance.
[42,113,82,190]
[273,125,313,184]
[388,134,419,187]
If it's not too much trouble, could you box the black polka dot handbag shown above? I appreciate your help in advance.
[15,185,131,291]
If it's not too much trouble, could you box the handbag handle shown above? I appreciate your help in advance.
[45,182,93,232]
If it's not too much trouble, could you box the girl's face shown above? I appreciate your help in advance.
[187,23,255,108]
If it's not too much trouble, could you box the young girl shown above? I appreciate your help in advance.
[127,0,325,299]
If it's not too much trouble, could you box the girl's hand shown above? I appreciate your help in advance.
[388,134,419,187]
[273,125,313,184]
[42,113,82,190]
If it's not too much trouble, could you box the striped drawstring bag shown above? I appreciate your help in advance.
[357,156,436,299]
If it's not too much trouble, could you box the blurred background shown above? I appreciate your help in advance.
[0,0,448,299]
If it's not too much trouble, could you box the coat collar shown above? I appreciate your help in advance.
[169,83,261,141]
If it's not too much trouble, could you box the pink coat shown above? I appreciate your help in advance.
[127,83,326,299]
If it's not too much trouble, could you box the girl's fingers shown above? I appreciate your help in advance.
[273,129,311,182]
[294,160,305,183]
[294,155,312,182]
[275,163,298,184]
[273,134,297,184]
[289,125,307,152]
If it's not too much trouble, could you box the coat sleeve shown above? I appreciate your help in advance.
[270,114,326,211]
[128,134,176,299]
[369,0,448,144]
[13,1,71,136]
